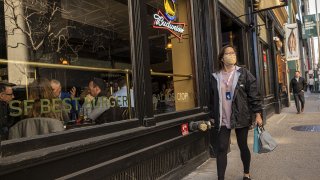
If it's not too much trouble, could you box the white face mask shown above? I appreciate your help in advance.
[223,54,237,65]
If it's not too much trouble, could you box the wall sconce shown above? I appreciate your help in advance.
[166,40,173,50]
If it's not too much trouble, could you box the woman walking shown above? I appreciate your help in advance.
[209,45,263,180]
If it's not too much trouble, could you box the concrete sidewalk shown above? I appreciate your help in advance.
[182,92,320,180]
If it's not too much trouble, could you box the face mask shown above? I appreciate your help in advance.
[223,54,237,65]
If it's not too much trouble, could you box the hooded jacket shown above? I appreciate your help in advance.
[209,66,262,130]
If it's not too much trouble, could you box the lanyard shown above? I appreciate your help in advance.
[222,69,235,87]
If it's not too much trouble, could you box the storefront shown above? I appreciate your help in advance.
[271,7,290,110]
[0,0,290,179]
[249,5,290,118]
[256,13,277,118]
[274,32,290,108]
[0,0,214,179]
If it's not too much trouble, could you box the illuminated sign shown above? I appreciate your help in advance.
[164,0,176,21]
[153,10,186,40]
[153,0,186,40]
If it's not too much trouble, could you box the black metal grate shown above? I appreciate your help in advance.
[291,125,320,132]
[107,138,206,180]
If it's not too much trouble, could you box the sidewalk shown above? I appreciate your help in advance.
[182,92,320,180]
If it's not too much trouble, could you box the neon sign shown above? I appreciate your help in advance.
[153,10,186,40]
[153,0,186,40]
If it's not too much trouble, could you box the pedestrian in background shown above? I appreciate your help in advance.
[209,45,263,180]
[290,71,307,114]
[308,76,314,93]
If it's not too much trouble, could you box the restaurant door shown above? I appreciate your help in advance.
[219,11,247,67]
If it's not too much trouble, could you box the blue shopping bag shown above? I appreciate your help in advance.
[253,126,259,153]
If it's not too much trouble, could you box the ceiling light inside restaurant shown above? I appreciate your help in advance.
[60,58,69,65]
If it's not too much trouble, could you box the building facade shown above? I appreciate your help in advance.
[0,0,294,179]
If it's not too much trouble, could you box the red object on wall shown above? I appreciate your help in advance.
[263,49,267,71]
[181,123,189,136]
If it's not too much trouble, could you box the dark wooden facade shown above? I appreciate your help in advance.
[0,0,288,179]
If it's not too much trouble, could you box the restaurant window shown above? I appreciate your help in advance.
[0,0,134,142]
[144,0,198,114]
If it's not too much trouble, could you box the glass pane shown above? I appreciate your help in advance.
[0,0,134,142]
[220,12,245,65]
[262,47,270,95]
[145,0,197,114]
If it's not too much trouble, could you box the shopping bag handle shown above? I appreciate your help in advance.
[258,125,265,132]
[256,125,265,134]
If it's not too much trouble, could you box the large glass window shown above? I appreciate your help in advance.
[144,0,198,115]
[0,0,134,142]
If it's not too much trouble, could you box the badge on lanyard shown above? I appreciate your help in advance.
[223,69,235,101]
[226,92,231,100]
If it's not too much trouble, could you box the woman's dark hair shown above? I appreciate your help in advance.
[216,45,237,72]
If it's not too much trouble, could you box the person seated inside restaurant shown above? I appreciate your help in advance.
[0,81,16,140]
[84,78,111,124]
[157,83,167,112]
[164,81,175,108]
[51,79,80,120]
[112,77,134,120]
[8,78,66,139]
[112,77,134,108]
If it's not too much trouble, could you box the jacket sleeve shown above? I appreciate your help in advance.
[88,97,110,120]
[245,69,262,114]
[289,79,293,93]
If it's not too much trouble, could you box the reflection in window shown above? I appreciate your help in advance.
[146,0,197,114]
[1,0,133,141]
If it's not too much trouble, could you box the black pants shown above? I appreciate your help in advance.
[309,85,314,92]
[293,91,305,112]
[216,126,250,180]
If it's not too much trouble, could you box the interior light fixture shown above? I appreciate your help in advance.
[60,58,69,65]
[166,40,173,50]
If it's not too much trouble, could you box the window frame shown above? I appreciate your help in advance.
[140,0,203,122]
[0,0,141,156]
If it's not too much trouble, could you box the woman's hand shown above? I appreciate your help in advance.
[255,113,263,127]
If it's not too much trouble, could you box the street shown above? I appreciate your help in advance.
[183,92,320,180]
